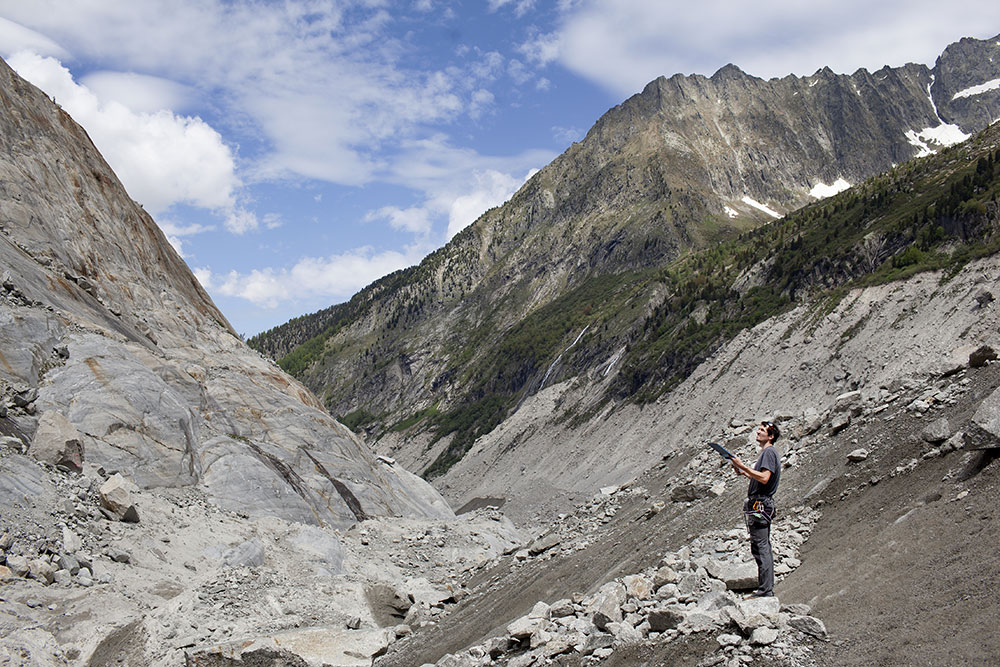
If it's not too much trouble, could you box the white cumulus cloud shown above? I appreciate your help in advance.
[197,244,430,308]
[6,51,240,218]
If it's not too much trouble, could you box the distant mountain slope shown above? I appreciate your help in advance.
[0,57,451,527]
[250,33,1000,478]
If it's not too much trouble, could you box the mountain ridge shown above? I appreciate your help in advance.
[250,32,1000,480]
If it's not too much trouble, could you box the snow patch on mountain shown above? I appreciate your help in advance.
[809,178,851,199]
[740,196,781,218]
[724,205,738,218]
[905,124,971,158]
[952,78,1000,100]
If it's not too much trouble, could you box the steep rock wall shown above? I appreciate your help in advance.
[0,57,452,529]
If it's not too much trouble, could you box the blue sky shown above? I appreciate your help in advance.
[1,1,998,337]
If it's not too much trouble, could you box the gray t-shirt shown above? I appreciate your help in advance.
[747,446,780,498]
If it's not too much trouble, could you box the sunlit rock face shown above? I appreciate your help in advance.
[0,57,453,529]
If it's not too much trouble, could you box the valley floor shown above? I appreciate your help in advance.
[378,363,1000,666]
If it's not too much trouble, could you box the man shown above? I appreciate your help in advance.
[731,420,781,598]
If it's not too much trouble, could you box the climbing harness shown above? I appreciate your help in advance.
[743,496,776,530]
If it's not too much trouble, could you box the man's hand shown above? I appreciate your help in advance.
[731,456,746,477]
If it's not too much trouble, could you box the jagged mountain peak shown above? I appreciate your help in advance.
[710,62,751,81]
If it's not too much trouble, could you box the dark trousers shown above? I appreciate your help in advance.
[748,520,774,594]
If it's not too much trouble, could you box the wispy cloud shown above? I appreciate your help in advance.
[0,1,506,189]
[382,135,553,239]
[525,1,1000,96]
[0,16,66,57]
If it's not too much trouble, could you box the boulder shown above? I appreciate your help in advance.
[580,633,614,656]
[833,391,861,413]
[737,596,780,617]
[549,599,575,618]
[623,574,654,600]
[606,621,642,645]
[830,413,851,435]
[528,601,550,619]
[682,611,721,633]
[647,607,685,632]
[506,616,544,640]
[56,553,80,575]
[30,411,84,472]
[967,386,1000,447]
[750,627,779,645]
[99,473,139,518]
[404,577,453,607]
[798,409,824,436]
[706,560,758,590]
[62,527,82,554]
[670,483,712,502]
[695,591,736,612]
[653,566,678,588]
[527,532,561,556]
[789,614,828,639]
[6,555,29,577]
[847,449,869,462]
[11,387,38,408]
[969,345,998,367]
[223,539,265,568]
[542,635,576,657]
[29,559,55,584]
[921,417,951,444]
[588,582,626,630]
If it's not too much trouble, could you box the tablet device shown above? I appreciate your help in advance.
[708,442,733,459]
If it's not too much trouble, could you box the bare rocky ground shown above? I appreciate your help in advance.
[376,360,1000,666]
[0,451,524,666]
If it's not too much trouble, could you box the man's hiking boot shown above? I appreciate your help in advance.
[744,590,774,599]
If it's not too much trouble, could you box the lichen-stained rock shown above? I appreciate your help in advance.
[0,57,453,529]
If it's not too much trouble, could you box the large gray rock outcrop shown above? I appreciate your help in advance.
[0,57,453,530]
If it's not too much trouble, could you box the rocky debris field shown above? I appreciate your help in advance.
[0,444,524,666]
[428,508,823,667]
[377,355,1000,667]
[2,343,996,667]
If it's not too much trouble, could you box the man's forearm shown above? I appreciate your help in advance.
[732,458,771,484]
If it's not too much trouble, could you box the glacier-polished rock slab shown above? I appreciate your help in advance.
[0,55,452,530]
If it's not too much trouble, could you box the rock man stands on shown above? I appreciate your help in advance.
[730,421,781,598]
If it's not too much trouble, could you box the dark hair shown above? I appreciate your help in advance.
[761,421,781,442]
